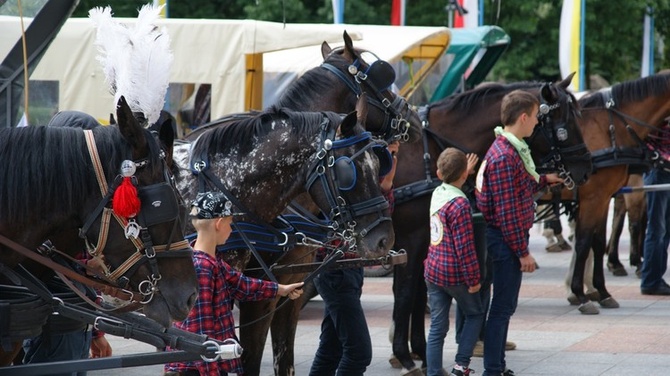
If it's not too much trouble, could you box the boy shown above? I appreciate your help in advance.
[475,90,563,376]
[425,148,482,376]
[165,191,304,376]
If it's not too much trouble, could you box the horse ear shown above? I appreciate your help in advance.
[321,41,332,59]
[540,83,557,103]
[355,93,368,125]
[116,95,149,154]
[342,30,355,60]
[339,111,358,138]
[158,117,175,168]
[558,72,576,90]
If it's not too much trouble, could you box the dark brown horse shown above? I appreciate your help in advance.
[389,77,592,374]
[561,72,670,314]
[0,97,197,365]
[234,32,423,376]
[606,173,646,277]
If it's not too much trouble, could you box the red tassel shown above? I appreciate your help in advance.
[112,177,141,218]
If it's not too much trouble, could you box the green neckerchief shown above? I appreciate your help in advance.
[430,182,466,215]
[494,126,540,182]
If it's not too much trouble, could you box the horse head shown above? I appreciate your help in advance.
[528,73,593,189]
[305,95,395,259]
[308,31,422,144]
[79,96,196,327]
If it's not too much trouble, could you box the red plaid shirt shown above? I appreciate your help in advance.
[165,250,278,376]
[424,196,480,287]
[647,122,670,161]
[476,136,547,258]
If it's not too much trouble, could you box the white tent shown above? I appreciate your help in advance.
[0,16,360,122]
[263,24,451,107]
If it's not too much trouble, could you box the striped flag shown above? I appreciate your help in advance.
[453,0,479,28]
[559,0,585,91]
[641,7,654,77]
[391,0,405,26]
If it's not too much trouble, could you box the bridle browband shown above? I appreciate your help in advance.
[77,129,190,306]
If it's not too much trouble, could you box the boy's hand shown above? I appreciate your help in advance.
[278,282,305,300]
[466,153,479,175]
[468,283,481,294]
[520,253,537,273]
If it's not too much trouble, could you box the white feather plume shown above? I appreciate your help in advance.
[89,4,173,126]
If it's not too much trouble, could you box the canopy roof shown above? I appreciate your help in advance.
[429,25,510,102]
[0,16,360,121]
[262,24,451,106]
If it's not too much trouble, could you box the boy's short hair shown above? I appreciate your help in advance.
[500,90,539,126]
[190,191,235,219]
[436,148,467,184]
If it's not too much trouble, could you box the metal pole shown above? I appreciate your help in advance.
[616,183,670,194]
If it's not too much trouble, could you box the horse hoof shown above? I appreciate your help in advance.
[567,293,580,306]
[586,291,601,302]
[545,243,563,253]
[578,301,600,315]
[558,240,572,251]
[607,263,628,276]
[599,297,620,309]
[400,366,423,376]
[636,268,642,279]
[389,355,401,369]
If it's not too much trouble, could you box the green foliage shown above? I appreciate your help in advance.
[69,0,670,87]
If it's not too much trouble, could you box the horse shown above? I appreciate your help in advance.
[389,77,592,374]
[214,31,422,376]
[606,173,646,277]
[0,96,197,365]
[559,72,670,314]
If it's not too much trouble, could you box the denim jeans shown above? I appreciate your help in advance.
[482,226,524,376]
[641,168,670,290]
[426,281,484,376]
[456,254,492,343]
[23,327,92,376]
[309,268,371,376]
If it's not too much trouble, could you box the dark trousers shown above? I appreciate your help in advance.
[309,268,371,376]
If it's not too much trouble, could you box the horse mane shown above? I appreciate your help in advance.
[191,106,338,158]
[0,125,162,225]
[275,53,348,109]
[436,81,544,112]
[611,72,670,106]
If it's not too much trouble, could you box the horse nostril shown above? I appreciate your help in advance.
[187,292,197,309]
[377,237,389,252]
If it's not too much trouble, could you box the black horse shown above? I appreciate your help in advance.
[0,97,196,365]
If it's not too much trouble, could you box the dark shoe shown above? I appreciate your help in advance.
[641,283,670,295]
[450,365,473,376]
[503,369,515,376]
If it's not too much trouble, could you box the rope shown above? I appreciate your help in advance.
[18,0,30,124]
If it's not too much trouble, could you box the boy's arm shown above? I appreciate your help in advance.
[223,262,279,301]
[448,199,480,287]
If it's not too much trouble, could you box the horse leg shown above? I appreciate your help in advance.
[624,175,646,276]
[239,299,275,376]
[392,263,422,374]
[270,297,302,376]
[408,271,427,368]
[571,224,601,314]
[0,342,22,366]
[591,220,620,309]
[606,195,628,276]
[565,248,598,305]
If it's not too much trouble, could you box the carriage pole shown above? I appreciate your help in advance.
[616,183,670,194]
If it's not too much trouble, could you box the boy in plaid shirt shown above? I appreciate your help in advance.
[475,90,563,376]
[425,148,482,376]
[165,192,304,376]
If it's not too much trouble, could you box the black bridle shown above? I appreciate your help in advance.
[321,50,413,143]
[529,93,591,190]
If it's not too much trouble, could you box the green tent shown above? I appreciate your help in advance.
[429,25,510,102]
